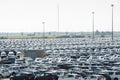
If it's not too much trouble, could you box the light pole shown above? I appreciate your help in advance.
[92,12,95,40]
[111,4,114,41]
[42,22,45,49]
[57,3,59,33]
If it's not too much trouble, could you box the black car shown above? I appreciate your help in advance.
[10,72,35,80]
[0,57,15,64]
[34,72,59,80]
[100,73,111,80]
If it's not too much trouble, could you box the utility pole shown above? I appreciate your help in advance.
[92,12,95,40]
[42,22,45,50]
[111,4,114,41]
[57,3,59,33]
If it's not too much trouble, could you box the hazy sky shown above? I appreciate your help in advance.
[0,0,120,32]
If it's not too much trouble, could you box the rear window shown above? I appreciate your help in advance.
[67,75,74,77]
[16,73,25,76]
[40,74,45,76]
[16,74,21,76]
[115,72,120,75]
[90,76,96,78]
[108,72,114,75]
[28,74,33,76]
[34,72,40,75]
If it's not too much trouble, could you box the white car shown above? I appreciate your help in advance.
[88,74,106,80]
[0,51,7,58]
[58,73,83,80]
[102,70,120,80]
[0,68,10,78]
[8,51,15,58]
[7,66,20,75]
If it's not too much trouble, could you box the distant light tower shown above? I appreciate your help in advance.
[111,4,114,41]
[42,22,45,49]
[57,3,60,33]
[92,12,95,40]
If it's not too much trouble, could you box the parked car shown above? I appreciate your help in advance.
[0,68,10,78]
[8,51,15,58]
[100,73,111,80]
[0,51,7,58]
[23,69,41,76]
[0,57,15,64]
[15,59,25,64]
[10,71,35,80]
[34,72,59,80]
[7,66,21,76]
[102,70,120,80]
[58,73,82,80]
[88,74,106,80]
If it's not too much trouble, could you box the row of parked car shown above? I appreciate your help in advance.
[10,70,59,80]
[1,38,120,80]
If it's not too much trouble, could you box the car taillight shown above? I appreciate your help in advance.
[97,78,101,80]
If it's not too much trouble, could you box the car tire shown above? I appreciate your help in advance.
[0,74,3,78]
[10,78,13,80]
[114,78,119,80]
[11,72,16,76]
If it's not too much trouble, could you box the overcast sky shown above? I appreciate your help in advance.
[0,0,120,32]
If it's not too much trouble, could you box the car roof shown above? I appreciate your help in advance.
[19,72,33,74]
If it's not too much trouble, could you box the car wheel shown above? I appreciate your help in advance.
[10,78,13,80]
[114,78,119,80]
[0,74,3,78]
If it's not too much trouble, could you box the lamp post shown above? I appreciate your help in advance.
[111,4,114,41]
[57,3,59,33]
[42,22,45,49]
[92,12,95,40]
